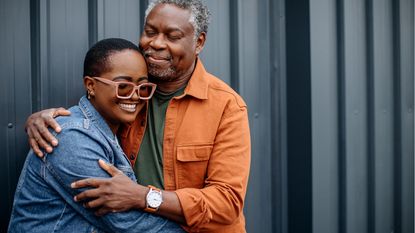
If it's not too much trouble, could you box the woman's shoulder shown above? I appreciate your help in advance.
[51,104,112,153]
[53,105,102,139]
[55,105,86,130]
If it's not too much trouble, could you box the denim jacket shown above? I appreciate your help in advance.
[8,96,184,233]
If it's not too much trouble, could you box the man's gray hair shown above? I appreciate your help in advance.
[145,0,211,39]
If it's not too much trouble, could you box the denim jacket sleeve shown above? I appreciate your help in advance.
[42,123,183,233]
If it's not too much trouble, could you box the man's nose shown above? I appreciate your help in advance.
[149,34,167,49]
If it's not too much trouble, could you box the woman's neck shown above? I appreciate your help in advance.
[90,100,119,135]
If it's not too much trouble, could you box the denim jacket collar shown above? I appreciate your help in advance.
[78,96,116,141]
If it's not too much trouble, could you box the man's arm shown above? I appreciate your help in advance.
[71,100,251,232]
[25,107,70,156]
[44,126,183,233]
[72,160,187,225]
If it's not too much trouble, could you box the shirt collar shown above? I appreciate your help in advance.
[181,59,209,100]
[78,95,115,139]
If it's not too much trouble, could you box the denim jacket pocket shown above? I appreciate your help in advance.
[176,145,212,189]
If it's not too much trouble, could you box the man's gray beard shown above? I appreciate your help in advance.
[148,64,179,81]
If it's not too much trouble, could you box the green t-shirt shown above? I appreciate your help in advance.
[134,87,185,189]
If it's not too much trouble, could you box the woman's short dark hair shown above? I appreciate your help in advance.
[83,38,140,77]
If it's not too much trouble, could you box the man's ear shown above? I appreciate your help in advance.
[195,32,206,56]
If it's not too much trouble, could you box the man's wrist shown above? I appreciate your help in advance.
[135,185,149,209]
[144,185,163,213]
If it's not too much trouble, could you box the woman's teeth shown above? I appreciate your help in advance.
[119,103,136,112]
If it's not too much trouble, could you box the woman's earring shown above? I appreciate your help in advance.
[87,90,92,99]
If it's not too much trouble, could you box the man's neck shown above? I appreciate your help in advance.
[151,59,197,93]
[152,72,191,94]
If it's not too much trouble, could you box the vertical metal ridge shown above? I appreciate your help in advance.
[64,0,69,106]
[139,0,148,36]
[336,0,346,232]
[45,0,51,108]
[392,0,402,232]
[270,0,287,232]
[365,0,375,232]
[286,0,312,231]
[229,0,239,92]
[269,0,278,231]
[88,0,97,47]
[30,0,40,112]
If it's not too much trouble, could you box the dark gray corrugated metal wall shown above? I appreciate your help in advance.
[0,0,283,232]
[0,0,32,229]
[310,0,414,233]
[0,0,413,233]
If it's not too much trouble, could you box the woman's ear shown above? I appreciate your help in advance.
[84,76,96,98]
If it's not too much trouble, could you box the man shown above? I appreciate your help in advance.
[25,0,251,232]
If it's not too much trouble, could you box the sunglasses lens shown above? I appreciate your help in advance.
[117,83,135,97]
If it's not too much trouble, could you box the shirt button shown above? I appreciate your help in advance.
[129,154,136,160]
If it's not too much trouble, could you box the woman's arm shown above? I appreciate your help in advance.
[44,126,183,233]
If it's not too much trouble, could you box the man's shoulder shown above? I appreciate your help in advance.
[205,73,247,109]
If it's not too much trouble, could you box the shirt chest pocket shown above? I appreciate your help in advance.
[176,145,212,189]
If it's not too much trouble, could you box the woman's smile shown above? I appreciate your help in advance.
[119,103,139,113]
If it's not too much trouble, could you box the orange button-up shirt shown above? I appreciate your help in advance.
[120,60,251,233]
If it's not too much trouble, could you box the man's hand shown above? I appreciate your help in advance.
[25,107,70,157]
[71,159,147,216]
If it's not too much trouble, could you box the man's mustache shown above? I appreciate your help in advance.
[143,49,172,60]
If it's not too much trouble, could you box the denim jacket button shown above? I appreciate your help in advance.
[129,154,136,160]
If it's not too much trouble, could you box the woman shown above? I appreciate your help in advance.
[8,38,184,233]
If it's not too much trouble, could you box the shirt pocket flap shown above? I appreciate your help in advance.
[177,145,213,162]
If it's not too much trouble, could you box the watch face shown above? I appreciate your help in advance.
[147,190,162,208]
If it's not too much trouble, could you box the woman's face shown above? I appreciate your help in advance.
[85,49,149,132]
